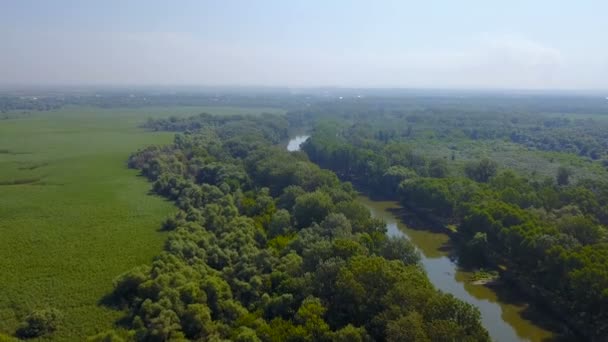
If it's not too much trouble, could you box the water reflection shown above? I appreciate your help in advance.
[357,196,556,342]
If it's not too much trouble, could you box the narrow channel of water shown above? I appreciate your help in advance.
[287,136,556,342]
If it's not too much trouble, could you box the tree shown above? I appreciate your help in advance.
[269,209,293,237]
[181,304,216,339]
[428,158,448,178]
[465,158,497,183]
[379,236,420,266]
[331,324,370,342]
[381,166,417,196]
[295,296,330,341]
[399,178,454,218]
[16,308,62,338]
[386,312,429,342]
[293,191,334,228]
[557,166,573,186]
[557,215,605,245]
[320,213,352,238]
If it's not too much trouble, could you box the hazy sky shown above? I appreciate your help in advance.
[1,0,607,89]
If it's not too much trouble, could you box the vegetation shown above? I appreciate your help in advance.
[16,308,63,338]
[4,91,608,340]
[292,100,608,340]
[0,105,283,340]
[106,113,490,341]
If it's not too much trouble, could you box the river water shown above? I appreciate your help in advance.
[287,136,555,342]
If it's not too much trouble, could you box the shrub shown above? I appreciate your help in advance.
[16,308,62,338]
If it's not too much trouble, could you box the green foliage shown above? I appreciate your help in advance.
[557,215,605,245]
[464,158,498,183]
[379,236,421,266]
[428,158,449,178]
[293,191,334,228]
[0,106,208,340]
[386,312,429,342]
[557,166,573,186]
[331,324,370,342]
[16,308,62,338]
[399,178,455,218]
[112,113,489,341]
[294,103,608,339]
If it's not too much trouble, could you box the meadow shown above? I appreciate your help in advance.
[0,105,282,340]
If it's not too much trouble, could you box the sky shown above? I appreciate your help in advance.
[1,0,607,90]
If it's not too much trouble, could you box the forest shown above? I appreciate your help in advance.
[290,99,608,340]
[86,112,491,341]
[98,95,608,341]
[2,93,607,341]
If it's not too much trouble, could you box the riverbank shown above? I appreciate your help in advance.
[356,195,558,342]
[287,135,560,341]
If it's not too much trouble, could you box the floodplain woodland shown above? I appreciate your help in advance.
[1,92,608,341]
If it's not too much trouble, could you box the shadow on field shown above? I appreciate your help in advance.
[0,177,42,186]
[18,162,49,170]
[99,292,135,329]
[0,149,32,155]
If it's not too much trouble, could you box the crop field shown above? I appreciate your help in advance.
[0,105,282,340]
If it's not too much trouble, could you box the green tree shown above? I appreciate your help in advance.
[269,209,293,237]
[293,191,334,228]
[16,308,62,338]
[428,158,448,178]
[296,296,331,341]
[465,158,497,183]
[331,324,370,342]
[557,215,605,245]
[557,166,573,186]
[386,312,429,342]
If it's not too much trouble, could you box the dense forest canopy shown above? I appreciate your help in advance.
[114,95,607,341]
[90,113,491,341]
[287,101,608,340]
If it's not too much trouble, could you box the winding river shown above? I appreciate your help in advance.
[287,135,556,342]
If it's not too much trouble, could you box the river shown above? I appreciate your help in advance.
[287,135,556,342]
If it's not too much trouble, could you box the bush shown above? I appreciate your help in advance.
[16,308,62,338]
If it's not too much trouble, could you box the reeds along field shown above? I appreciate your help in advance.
[0,105,281,340]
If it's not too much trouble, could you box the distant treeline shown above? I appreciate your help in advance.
[0,93,307,112]
[2,91,608,117]
[288,99,608,162]
[0,96,63,112]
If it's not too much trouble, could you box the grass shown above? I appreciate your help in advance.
[0,105,282,340]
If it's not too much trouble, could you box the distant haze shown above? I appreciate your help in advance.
[1,0,607,90]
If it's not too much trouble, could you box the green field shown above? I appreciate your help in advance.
[0,105,282,340]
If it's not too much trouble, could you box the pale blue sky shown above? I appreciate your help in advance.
[1,1,607,89]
